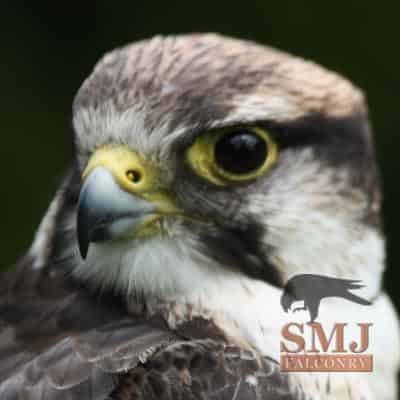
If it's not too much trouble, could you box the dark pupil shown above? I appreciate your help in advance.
[215,131,267,174]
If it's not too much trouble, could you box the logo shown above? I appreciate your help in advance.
[280,274,373,372]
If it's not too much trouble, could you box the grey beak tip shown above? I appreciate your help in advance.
[78,238,89,260]
[77,187,92,260]
[77,209,89,259]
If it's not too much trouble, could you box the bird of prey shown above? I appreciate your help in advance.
[281,274,371,322]
[0,34,399,400]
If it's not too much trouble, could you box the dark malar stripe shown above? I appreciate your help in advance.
[199,219,283,288]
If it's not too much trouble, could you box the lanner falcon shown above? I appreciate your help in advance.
[0,34,398,400]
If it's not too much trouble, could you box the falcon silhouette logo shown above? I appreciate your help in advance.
[281,274,371,322]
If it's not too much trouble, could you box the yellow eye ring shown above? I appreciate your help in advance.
[186,126,278,186]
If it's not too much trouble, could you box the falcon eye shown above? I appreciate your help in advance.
[186,126,278,186]
[214,131,267,174]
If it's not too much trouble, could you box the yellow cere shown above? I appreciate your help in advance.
[82,145,179,215]
[186,126,278,185]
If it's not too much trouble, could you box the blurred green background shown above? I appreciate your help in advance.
[0,2,399,310]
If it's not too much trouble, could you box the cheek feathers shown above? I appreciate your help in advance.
[244,147,384,298]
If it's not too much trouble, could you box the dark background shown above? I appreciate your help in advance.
[1,3,399,310]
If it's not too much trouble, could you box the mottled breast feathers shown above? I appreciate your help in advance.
[0,258,301,400]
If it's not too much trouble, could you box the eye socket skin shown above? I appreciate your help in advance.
[186,126,278,186]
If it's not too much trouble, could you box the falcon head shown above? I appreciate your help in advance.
[31,34,383,326]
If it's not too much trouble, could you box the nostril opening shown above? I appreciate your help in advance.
[126,169,142,183]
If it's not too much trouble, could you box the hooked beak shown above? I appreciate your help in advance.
[77,146,179,259]
[77,167,155,259]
